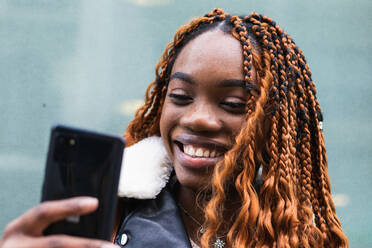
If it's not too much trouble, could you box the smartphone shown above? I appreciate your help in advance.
[41,125,125,241]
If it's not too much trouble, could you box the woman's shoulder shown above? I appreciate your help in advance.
[113,137,190,247]
[115,184,190,248]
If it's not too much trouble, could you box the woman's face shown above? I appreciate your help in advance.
[160,30,248,191]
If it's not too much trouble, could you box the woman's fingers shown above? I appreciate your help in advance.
[0,197,121,248]
[5,197,99,236]
[1,235,119,248]
[0,197,120,248]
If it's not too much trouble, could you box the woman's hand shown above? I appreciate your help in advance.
[0,197,119,248]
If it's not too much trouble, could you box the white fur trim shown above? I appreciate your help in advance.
[118,136,172,199]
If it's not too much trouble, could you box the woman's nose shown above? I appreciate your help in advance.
[179,103,222,133]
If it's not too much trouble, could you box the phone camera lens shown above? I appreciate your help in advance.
[54,134,77,164]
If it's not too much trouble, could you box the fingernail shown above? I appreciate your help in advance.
[80,197,98,206]
[101,244,120,248]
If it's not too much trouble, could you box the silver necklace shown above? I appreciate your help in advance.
[178,203,225,248]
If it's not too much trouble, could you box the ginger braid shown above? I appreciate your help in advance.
[304,56,347,247]
[267,21,298,248]
[284,28,321,248]
[291,45,323,233]
[285,33,324,247]
[124,8,348,248]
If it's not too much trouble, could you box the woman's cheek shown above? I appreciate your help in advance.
[159,101,178,158]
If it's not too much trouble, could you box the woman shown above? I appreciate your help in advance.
[0,8,348,248]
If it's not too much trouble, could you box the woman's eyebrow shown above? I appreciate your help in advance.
[170,72,246,88]
[218,79,245,88]
[169,72,195,85]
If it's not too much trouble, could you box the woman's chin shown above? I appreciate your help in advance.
[173,165,211,192]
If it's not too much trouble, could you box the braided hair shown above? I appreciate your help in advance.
[125,8,348,248]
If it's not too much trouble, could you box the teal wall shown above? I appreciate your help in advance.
[1,0,371,246]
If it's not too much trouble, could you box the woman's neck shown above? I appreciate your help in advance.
[177,185,205,246]
[176,184,240,247]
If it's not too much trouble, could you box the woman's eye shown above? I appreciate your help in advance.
[221,101,246,112]
[168,93,192,104]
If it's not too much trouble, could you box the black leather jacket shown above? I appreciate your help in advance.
[114,184,192,248]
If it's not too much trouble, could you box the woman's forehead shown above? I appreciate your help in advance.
[171,30,244,80]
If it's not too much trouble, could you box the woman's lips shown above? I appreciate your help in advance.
[174,134,229,153]
[172,134,229,170]
[173,142,225,170]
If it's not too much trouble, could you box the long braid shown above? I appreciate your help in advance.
[282,37,303,247]
[255,49,280,247]
[230,16,260,247]
[291,38,348,247]
[292,46,326,236]
[283,30,323,247]
[306,67,348,247]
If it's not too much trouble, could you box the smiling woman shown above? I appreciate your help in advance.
[124,8,349,248]
[0,7,348,248]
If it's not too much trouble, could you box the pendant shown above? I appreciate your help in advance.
[214,238,225,248]
[198,226,224,248]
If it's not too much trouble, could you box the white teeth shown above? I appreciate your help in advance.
[183,145,221,158]
[184,146,189,155]
[188,146,195,156]
[210,150,216,158]
[203,150,210,157]
[195,148,203,157]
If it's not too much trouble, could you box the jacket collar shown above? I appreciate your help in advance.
[118,136,173,199]
[117,136,264,199]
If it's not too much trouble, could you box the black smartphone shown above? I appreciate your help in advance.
[41,125,125,241]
